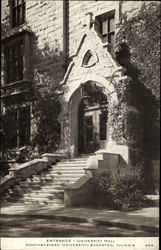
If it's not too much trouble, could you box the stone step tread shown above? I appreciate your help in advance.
[61,158,88,161]
[52,167,86,171]
[1,202,64,208]
[48,169,85,173]
[3,196,64,203]
[22,180,78,185]
[43,173,84,177]
[23,193,64,198]
[49,172,85,175]
[2,190,63,199]
[16,182,74,188]
[56,160,87,163]
[23,194,64,199]
[24,198,64,203]
[23,201,64,205]
[41,184,67,188]
[32,173,83,177]
[13,179,74,185]
[56,163,87,167]
[48,172,85,176]
[9,188,65,194]
[2,187,65,194]
[5,181,73,191]
[3,181,74,195]
[15,180,77,186]
[52,163,86,166]
[30,177,81,181]
[24,191,64,196]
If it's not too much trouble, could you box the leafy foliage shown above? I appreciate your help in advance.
[93,168,114,207]
[82,81,108,106]
[31,42,64,153]
[110,2,160,171]
[94,165,145,209]
[116,2,160,100]
[112,165,145,209]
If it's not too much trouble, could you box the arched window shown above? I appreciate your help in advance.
[82,50,98,68]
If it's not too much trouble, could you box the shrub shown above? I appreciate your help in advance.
[93,165,145,209]
[112,165,145,209]
[93,168,114,207]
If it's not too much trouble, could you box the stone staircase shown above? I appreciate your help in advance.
[1,157,88,208]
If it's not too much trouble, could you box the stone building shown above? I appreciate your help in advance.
[1,0,160,188]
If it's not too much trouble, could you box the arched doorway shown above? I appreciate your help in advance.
[78,81,108,154]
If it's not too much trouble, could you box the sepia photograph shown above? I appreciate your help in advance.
[0,0,160,249]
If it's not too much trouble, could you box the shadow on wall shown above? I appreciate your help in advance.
[1,19,67,155]
[115,42,160,193]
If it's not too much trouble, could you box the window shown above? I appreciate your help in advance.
[95,11,115,46]
[99,110,108,140]
[3,107,30,149]
[85,115,93,142]
[5,39,24,84]
[4,110,17,148]
[83,51,93,66]
[101,15,115,44]
[10,0,26,28]
[19,107,30,147]
[82,50,98,68]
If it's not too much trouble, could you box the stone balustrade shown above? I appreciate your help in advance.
[64,174,94,207]
[42,153,66,164]
[0,175,15,194]
[0,153,66,194]
[9,158,49,181]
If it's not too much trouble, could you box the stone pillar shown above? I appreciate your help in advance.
[106,75,142,165]
[58,110,71,157]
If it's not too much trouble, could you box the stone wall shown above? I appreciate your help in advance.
[2,0,64,49]
[1,0,156,152]
[68,1,119,57]
[1,0,150,86]
[67,1,146,57]
[1,0,65,86]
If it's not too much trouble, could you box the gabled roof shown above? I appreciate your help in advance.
[60,28,123,86]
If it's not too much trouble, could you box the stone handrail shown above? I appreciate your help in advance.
[42,153,66,164]
[65,174,93,190]
[0,175,15,194]
[64,174,94,207]
[9,158,49,180]
[0,153,66,194]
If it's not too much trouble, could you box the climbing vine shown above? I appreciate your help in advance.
[109,2,160,168]
[116,2,160,100]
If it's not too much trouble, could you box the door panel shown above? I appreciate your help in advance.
[85,115,93,143]
[78,96,108,154]
[83,107,107,153]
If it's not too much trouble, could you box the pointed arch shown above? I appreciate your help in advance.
[82,49,98,68]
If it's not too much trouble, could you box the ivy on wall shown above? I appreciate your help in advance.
[109,2,160,183]
[30,41,64,153]
[116,2,160,100]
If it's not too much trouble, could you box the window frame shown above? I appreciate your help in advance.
[18,106,31,147]
[2,31,31,86]
[99,110,108,141]
[3,106,31,149]
[95,10,115,45]
[3,109,18,148]
[10,0,26,28]
[4,38,24,84]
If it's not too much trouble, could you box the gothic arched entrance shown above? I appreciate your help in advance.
[78,81,108,154]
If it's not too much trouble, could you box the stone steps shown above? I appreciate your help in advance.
[57,160,87,164]
[33,172,83,177]
[61,158,88,162]
[1,156,88,208]
[49,169,85,173]
[23,199,64,205]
